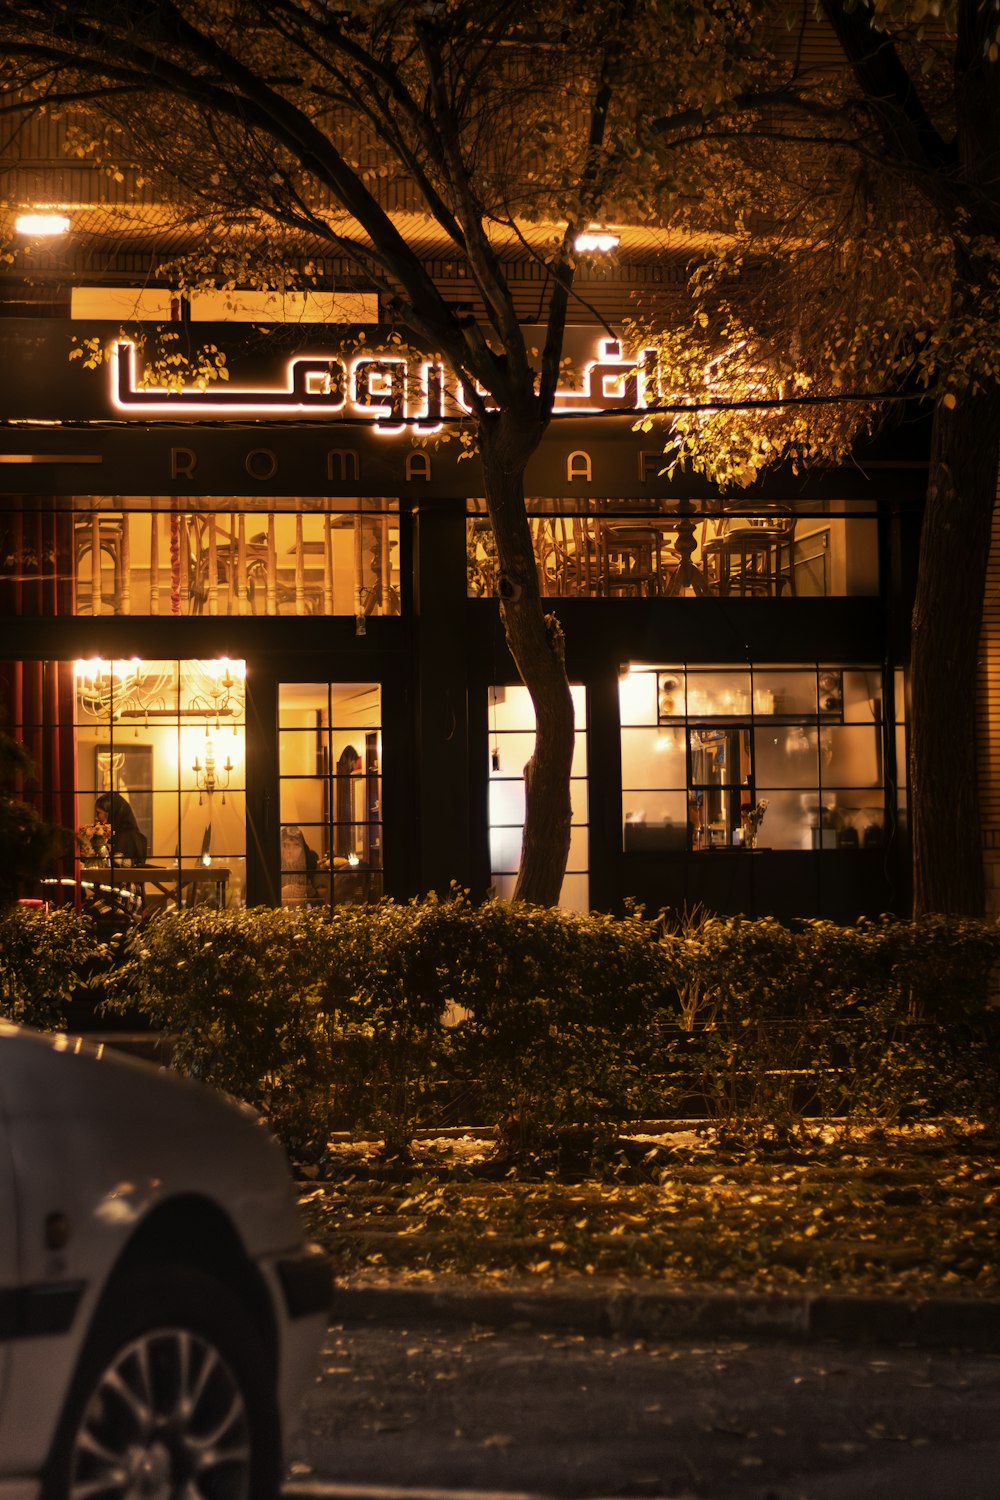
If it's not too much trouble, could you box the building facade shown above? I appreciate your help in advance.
[0,314,925,922]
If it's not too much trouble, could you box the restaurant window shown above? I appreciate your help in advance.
[0,496,400,619]
[488,683,589,910]
[620,664,894,853]
[467,498,878,601]
[277,682,383,909]
[72,657,247,911]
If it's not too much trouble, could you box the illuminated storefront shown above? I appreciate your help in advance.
[0,318,925,920]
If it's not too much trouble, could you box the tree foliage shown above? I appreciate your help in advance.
[623,0,1000,914]
[628,3,1000,474]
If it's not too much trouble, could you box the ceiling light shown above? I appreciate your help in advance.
[574,231,620,253]
[15,212,71,236]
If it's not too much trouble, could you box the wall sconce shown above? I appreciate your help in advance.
[192,736,233,805]
[15,211,71,236]
[573,229,620,253]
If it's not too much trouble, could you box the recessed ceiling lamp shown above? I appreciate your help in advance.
[15,212,71,236]
[574,229,620,253]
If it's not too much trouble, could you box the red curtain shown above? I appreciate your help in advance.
[0,659,79,903]
[1,498,79,902]
[0,496,75,616]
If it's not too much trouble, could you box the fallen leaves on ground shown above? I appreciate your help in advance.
[298,1122,1000,1298]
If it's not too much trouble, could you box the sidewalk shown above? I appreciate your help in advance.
[332,1272,1000,1353]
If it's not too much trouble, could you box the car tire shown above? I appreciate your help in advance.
[42,1263,281,1500]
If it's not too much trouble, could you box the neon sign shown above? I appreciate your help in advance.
[112,338,657,428]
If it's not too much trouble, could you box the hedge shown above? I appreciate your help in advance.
[3,897,998,1159]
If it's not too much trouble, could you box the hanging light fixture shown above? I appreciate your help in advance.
[192,735,234,805]
[74,658,245,725]
[573,228,620,253]
[74,659,175,722]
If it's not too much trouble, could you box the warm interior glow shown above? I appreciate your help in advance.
[74,657,109,678]
[15,212,71,236]
[202,656,246,681]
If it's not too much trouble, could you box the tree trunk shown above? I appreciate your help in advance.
[910,382,1000,916]
[480,410,574,907]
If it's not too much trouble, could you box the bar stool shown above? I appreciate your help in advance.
[702,506,797,597]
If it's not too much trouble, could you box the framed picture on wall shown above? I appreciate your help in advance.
[96,746,154,857]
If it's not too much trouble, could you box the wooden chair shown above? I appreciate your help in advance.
[74,514,128,615]
[598,520,664,596]
[530,516,601,596]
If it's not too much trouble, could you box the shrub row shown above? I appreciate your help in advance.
[2,897,998,1158]
[102,898,674,1157]
[672,912,1000,1138]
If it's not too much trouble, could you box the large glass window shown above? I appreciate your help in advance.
[488,683,589,910]
[0,497,400,619]
[467,498,878,601]
[620,664,894,853]
[277,682,383,908]
[73,657,247,910]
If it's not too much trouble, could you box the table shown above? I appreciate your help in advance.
[596,511,717,597]
[660,504,715,597]
[596,503,718,597]
[85,865,231,911]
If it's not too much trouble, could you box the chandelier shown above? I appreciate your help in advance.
[74,658,245,726]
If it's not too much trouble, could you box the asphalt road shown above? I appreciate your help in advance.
[288,1319,1000,1500]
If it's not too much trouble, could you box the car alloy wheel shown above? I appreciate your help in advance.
[68,1326,251,1500]
[45,1266,279,1500]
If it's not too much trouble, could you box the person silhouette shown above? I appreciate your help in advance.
[95,790,147,866]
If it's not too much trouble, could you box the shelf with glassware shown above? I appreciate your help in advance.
[619,663,888,858]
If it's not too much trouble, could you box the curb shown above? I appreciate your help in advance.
[332,1282,1000,1352]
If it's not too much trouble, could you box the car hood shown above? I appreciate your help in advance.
[0,1022,303,1280]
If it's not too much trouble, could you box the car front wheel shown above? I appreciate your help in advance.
[44,1264,280,1500]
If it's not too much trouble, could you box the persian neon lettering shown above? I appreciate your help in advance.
[112,337,658,427]
[351,359,407,429]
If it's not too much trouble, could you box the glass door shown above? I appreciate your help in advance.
[276,681,383,908]
[688,725,754,849]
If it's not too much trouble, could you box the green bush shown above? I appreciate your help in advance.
[842,915,1000,1124]
[437,899,677,1162]
[310,897,458,1157]
[658,912,1000,1139]
[108,899,460,1156]
[0,904,109,1029]
[659,915,832,1137]
[98,899,1000,1160]
[108,906,337,1150]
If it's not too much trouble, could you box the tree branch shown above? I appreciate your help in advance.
[819,0,953,176]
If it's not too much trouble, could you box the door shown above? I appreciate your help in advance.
[275,680,384,909]
[689,724,754,849]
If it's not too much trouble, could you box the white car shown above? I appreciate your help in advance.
[0,1021,331,1500]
